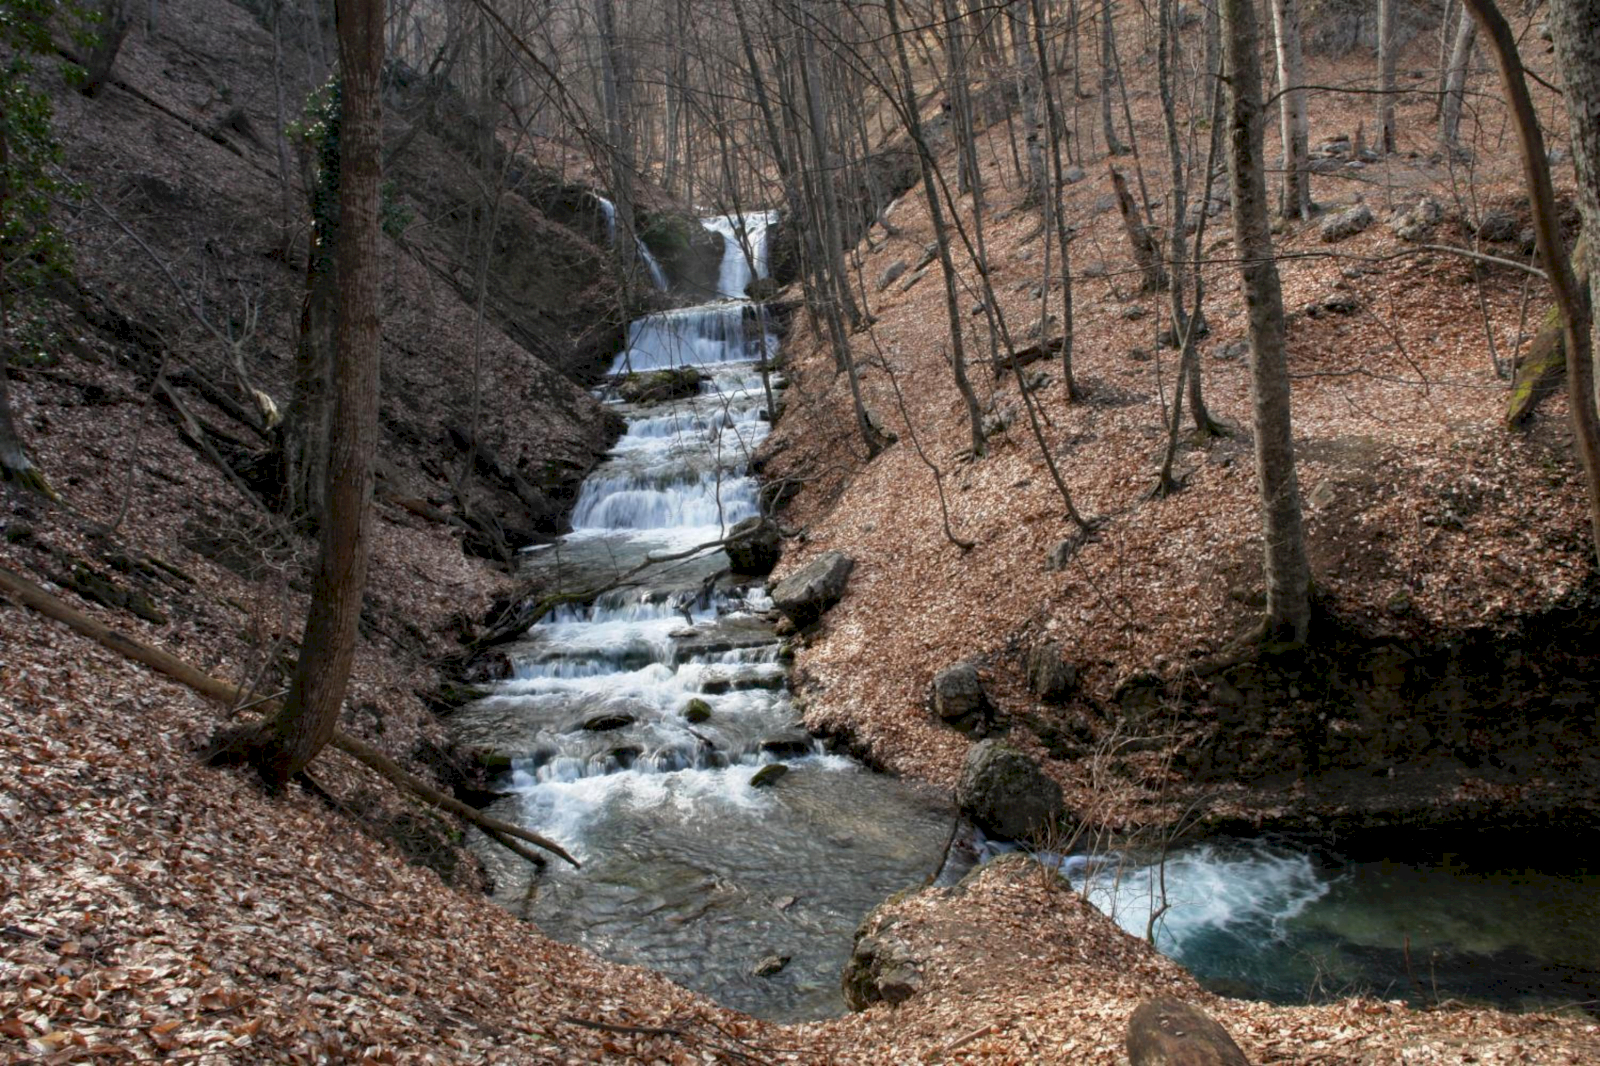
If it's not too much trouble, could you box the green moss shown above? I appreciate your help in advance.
[684,697,712,723]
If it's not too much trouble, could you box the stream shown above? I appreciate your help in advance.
[454,212,953,1022]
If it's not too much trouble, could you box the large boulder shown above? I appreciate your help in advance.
[770,550,854,626]
[957,739,1064,842]
[725,516,781,574]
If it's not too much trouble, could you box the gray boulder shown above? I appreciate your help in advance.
[1391,197,1442,242]
[770,550,854,626]
[842,931,923,1009]
[1319,204,1372,242]
[1026,642,1078,702]
[932,662,987,732]
[726,516,781,574]
[957,739,1064,842]
[1476,210,1519,243]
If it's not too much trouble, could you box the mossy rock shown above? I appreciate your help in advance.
[617,367,704,405]
[684,697,713,723]
[750,763,788,788]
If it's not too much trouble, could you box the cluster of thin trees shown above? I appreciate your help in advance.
[5,0,1600,799]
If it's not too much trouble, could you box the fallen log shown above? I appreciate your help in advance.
[0,562,578,868]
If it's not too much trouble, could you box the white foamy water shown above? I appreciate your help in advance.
[703,210,779,298]
[595,194,669,291]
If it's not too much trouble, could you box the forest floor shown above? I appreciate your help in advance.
[7,4,1600,1064]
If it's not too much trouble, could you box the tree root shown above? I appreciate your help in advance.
[0,562,577,868]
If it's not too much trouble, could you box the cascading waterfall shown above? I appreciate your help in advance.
[703,210,779,299]
[594,194,669,291]
[455,212,951,1023]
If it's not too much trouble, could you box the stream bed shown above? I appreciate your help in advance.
[455,214,952,1022]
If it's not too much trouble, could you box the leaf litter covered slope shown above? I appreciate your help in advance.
[765,35,1590,789]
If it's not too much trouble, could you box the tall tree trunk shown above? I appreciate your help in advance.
[1111,165,1165,291]
[1012,0,1047,207]
[596,0,638,280]
[1434,0,1458,120]
[1269,0,1312,219]
[1439,10,1477,149]
[1469,0,1600,563]
[1099,0,1126,154]
[0,364,53,497]
[1222,0,1312,643]
[1376,0,1398,153]
[887,0,986,458]
[1033,0,1081,401]
[253,0,384,790]
[83,0,133,96]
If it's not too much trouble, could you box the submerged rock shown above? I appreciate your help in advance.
[726,515,781,574]
[753,954,790,978]
[617,367,704,405]
[957,739,1064,842]
[770,550,854,627]
[582,713,635,732]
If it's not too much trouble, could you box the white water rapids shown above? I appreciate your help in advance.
[456,211,952,1021]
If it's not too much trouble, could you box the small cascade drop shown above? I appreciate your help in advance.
[702,211,779,298]
[594,194,670,291]
[453,213,951,1022]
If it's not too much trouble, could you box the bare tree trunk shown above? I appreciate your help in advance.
[1269,0,1312,219]
[253,0,385,790]
[1439,10,1477,149]
[1100,0,1127,154]
[0,364,53,497]
[1376,0,1398,153]
[83,0,133,96]
[1034,0,1081,401]
[1434,0,1458,120]
[1111,165,1166,291]
[887,0,986,458]
[1470,0,1600,563]
[596,0,639,280]
[1223,0,1312,643]
[1012,0,1047,207]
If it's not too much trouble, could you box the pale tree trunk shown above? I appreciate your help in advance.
[596,0,638,279]
[1439,10,1477,149]
[1033,0,1081,401]
[1376,0,1398,153]
[254,0,384,790]
[1473,0,1600,562]
[1222,0,1312,643]
[1269,0,1312,219]
[1434,0,1458,120]
[1110,165,1165,291]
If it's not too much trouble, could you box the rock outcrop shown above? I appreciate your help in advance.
[957,739,1065,842]
[770,550,854,626]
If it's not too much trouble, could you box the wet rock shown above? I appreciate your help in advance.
[750,763,789,788]
[957,739,1064,842]
[770,550,854,627]
[1026,642,1078,703]
[582,712,635,732]
[683,698,712,723]
[877,260,908,291]
[1319,204,1372,242]
[842,931,923,1009]
[760,733,815,758]
[753,954,790,978]
[617,367,704,405]
[726,516,781,574]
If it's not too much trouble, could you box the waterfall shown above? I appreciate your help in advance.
[702,211,779,299]
[594,194,670,291]
[609,304,773,374]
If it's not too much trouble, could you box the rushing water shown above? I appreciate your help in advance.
[594,194,670,291]
[458,212,951,1022]
[989,838,1600,1013]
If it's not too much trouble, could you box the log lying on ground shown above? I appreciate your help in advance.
[0,562,578,868]
[989,336,1065,378]
[1126,998,1250,1066]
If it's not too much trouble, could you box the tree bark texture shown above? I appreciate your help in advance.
[1269,0,1312,218]
[1223,0,1312,643]
[0,365,51,496]
[1099,0,1125,154]
[1439,10,1477,148]
[1110,166,1166,292]
[256,0,385,790]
